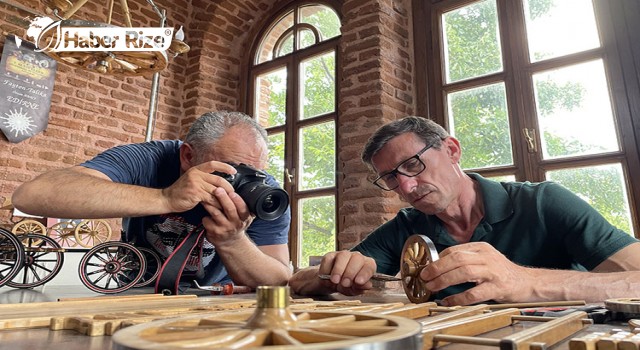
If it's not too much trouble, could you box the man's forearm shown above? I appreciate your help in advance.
[214,236,291,288]
[12,167,170,218]
[526,268,640,302]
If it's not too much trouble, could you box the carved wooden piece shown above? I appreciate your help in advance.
[421,309,591,350]
[400,234,439,303]
[499,311,592,350]
[112,286,423,349]
[570,329,640,350]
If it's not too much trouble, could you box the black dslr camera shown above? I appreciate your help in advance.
[213,163,289,221]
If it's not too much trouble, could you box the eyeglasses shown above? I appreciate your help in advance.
[372,144,432,191]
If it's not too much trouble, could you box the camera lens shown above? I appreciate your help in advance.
[237,184,289,221]
[262,194,278,212]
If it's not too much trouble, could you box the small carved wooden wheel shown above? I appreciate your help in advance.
[112,286,422,350]
[74,219,112,248]
[12,219,47,245]
[400,234,439,303]
[12,219,47,236]
[605,298,640,314]
[48,221,79,247]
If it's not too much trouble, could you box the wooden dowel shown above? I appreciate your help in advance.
[433,334,501,346]
[487,300,586,309]
[61,0,90,19]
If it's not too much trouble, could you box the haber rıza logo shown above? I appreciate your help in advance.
[27,16,173,52]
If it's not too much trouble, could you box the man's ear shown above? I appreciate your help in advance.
[444,137,462,164]
[179,143,196,172]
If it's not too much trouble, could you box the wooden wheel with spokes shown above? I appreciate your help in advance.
[7,233,65,289]
[74,219,112,248]
[133,247,162,288]
[78,241,145,294]
[112,286,422,350]
[12,219,46,245]
[400,234,439,303]
[48,221,79,247]
[0,228,25,287]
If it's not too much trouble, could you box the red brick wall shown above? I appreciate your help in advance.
[0,0,416,250]
[338,0,414,249]
[0,0,190,233]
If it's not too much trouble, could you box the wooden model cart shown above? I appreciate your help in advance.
[0,227,160,294]
[3,200,113,248]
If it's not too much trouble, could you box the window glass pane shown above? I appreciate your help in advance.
[276,33,294,58]
[300,51,335,119]
[524,0,600,63]
[442,0,503,83]
[299,121,335,190]
[448,82,513,169]
[299,195,335,268]
[546,164,634,235]
[299,4,340,41]
[266,132,285,186]
[256,11,294,64]
[534,60,619,160]
[255,67,287,128]
[298,28,317,50]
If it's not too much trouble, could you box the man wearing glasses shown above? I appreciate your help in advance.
[289,116,640,306]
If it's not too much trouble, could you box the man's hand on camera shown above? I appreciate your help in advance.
[161,161,236,213]
[202,186,254,246]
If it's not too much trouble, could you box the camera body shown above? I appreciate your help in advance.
[213,163,289,221]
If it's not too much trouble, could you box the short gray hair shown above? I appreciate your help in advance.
[184,111,267,153]
[361,116,449,167]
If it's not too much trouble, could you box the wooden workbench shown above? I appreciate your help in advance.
[0,286,633,350]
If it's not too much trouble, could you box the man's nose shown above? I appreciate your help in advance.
[395,173,416,193]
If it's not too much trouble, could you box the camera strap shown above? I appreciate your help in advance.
[154,224,205,295]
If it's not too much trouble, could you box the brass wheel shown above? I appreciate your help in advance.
[401,234,439,303]
[74,219,112,248]
[36,20,168,76]
[112,286,422,350]
[12,220,46,245]
[48,221,79,247]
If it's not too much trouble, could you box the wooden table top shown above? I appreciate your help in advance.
[0,286,634,350]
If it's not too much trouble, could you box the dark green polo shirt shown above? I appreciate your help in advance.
[352,173,638,300]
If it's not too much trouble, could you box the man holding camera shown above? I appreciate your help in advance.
[12,111,292,289]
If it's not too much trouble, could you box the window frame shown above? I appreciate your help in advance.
[246,0,342,268]
[414,0,640,236]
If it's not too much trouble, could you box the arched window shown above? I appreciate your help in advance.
[248,2,341,268]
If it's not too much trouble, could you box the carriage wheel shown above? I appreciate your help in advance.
[112,286,422,350]
[48,221,79,247]
[7,234,65,289]
[0,228,25,287]
[78,241,145,294]
[74,219,112,248]
[400,234,439,303]
[133,247,162,288]
[12,219,46,245]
